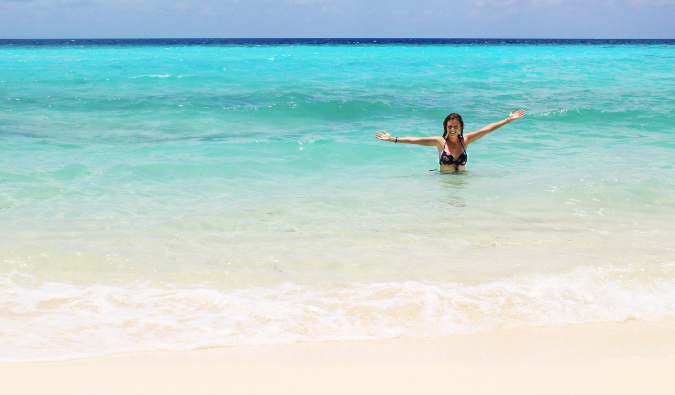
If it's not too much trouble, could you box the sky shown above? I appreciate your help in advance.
[0,0,673,39]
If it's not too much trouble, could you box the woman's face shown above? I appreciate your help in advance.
[446,120,462,137]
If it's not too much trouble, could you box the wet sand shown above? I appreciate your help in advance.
[3,319,675,395]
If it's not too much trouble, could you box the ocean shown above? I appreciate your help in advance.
[1,39,674,362]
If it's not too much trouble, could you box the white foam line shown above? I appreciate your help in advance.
[1,264,674,362]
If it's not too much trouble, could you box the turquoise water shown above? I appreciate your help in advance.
[1,42,675,361]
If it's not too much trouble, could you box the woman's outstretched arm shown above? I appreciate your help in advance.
[464,109,525,145]
[375,131,441,147]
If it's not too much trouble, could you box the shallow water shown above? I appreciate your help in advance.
[1,40,674,361]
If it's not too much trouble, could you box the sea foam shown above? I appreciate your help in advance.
[2,262,674,362]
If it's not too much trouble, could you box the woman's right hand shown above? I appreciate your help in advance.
[375,131,394,142]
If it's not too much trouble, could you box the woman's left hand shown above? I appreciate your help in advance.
[508,109,525,122]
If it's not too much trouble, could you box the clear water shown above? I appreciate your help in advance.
[1,40,675,361]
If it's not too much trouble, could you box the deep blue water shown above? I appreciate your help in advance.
[2,38,675,46]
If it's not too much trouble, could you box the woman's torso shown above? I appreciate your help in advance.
[438,137,467,173]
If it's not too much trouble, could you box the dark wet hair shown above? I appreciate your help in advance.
[443,113,464,138]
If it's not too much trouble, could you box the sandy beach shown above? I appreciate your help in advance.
[3,318,674,395]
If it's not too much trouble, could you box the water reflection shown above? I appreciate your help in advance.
[436,171,472,207]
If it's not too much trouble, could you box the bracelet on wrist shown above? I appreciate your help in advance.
[395,137,398,143]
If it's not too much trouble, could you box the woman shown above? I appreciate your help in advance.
[375,110,525,173]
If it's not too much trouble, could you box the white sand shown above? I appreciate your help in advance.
[3,319,675,395]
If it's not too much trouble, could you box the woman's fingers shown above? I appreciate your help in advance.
[510,109,525,120]
[375,131,391,141]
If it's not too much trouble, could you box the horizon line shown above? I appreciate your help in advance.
[1,37,674,41]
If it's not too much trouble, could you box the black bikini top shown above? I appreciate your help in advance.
[439,142,467,166]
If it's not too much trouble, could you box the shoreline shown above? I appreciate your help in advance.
[3,319,674,394]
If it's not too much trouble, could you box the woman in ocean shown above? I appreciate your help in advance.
[375,110,525,173]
